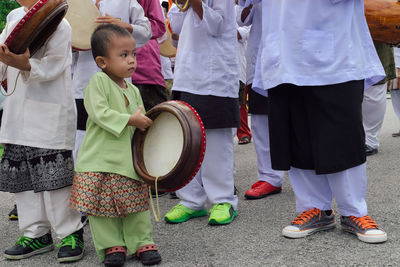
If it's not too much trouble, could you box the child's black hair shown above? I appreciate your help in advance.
[91,24,133,59]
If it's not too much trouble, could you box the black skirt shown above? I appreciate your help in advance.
[248,84,269,115]
[76,98,88,131]
[171,91,240,129]
[268,80,366,174]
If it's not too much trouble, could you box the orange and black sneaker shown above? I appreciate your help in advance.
[282,208,336,238]
[341,215,387,243]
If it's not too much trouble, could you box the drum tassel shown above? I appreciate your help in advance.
[148,177,161,222]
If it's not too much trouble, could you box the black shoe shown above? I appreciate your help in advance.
[138,250,162,266]
[150,189,167,198]
[8,205,18,221]
[81,214,88,226]
[365,144,378,156]
[169,191,178,199]
[57,228,84,263]
[4,232,54,260]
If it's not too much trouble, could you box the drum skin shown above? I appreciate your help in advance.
[132,101,206,192]
[5,0,68,55]
[365,0,400,45]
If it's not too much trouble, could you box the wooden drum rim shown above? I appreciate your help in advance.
[132,101,206,192]
[5,0,68,55]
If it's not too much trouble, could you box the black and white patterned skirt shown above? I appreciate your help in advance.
[0,144,74,193]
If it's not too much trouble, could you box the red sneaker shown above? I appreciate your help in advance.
[244,181,282,200]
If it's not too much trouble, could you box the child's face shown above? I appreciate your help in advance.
[16,0,37,9]
[99,36,137,83]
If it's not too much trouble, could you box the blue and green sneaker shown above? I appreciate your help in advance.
[4,232,54,260]
[208,203,237,225]
[57,228,84,263]
[164,204,207,223]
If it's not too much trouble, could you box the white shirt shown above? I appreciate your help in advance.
[240,0,385,95]
[236,3,261,85]
[236,6,250,84]
[160,56,174,80]
[73,0,151,99]
[0,15,76,150]
[168,0,239,98]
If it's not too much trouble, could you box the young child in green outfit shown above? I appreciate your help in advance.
[70,24,161,266]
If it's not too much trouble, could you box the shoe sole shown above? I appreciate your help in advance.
[244,189,282,200]
[208,211,237,225]
[4,244,54,260]
[8,215,18,221]
[282,222,336,239]
[57,249,84,263]
[341,227,388,243]
[164,210,207,224]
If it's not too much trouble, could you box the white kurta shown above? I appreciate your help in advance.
[168,0,239,98]
[0,15,76,150]
[236,3,261,85]
[72,0,151,99]
[239,0,385,95]
[235,6,250,85]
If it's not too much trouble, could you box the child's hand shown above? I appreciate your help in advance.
[128,106,152,131]
[95,14,133,33]
[0,45,31,71]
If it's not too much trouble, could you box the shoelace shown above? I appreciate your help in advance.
[15,236,33,247]
[57,234,78,249]
[210,204,227,214]
[349,215,378,230]
[292,208,321,225]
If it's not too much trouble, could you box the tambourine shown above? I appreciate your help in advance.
[365,0,400,45]
[132,101,206,192]
[64,0,100,51]
[4,0,68,55]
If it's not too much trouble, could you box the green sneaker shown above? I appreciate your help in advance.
[164,204,207,223]
[4,232,54,260]
[208,203,237,225]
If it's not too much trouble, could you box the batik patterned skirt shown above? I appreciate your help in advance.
[0,144,74,193]
[70,172,149,218]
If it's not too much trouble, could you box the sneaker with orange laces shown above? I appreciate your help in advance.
[282,208,336,238]
[340,215,387,243]
[244,181,282,200]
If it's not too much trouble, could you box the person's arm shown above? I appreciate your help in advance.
[18,21,72,83]
[168,4,187,34]
[236,4,254,26]
[140,0,166,40]
[191,0,232,37]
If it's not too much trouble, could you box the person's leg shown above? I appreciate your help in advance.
[390,89,400,136]
[237,84,252,143]
[202,128,238,225]
[4,191,54,260]
[282,168,336,239]
[73,130,85,161]
[89,216,124,262]
[123,211,161,265]
[362,83,387,153]
[245,114,284,199]
[327,163,387,243]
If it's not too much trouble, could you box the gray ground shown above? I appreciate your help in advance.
[0,98,399,267]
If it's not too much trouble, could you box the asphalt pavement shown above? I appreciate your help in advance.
[0,99,399,267]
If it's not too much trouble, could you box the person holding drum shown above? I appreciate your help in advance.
[72,0,151,161]
[70,24,162,266]
[164,0,240,225]
[239,0,387,243]
[0,0,85,262]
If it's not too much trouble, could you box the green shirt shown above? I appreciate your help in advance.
[75,72,145,181]
[374,42,396,85]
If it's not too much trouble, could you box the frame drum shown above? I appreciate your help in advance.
[365,0,400,45]
[132,101,206,192]
[159,20,176,58]
[5,0,68,55]
[64,0,100,51]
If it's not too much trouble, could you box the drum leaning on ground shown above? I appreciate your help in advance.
[64,0,100,51]
[132,101,206,192]
[4,0,68,55]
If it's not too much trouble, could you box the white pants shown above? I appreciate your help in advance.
[251,115,285,187]
[15,186,83,239]
[288,163,368,217]
[177,128,238,210]
[73,130,86,162]
[391,89,400,121]
[362,83,387,148]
